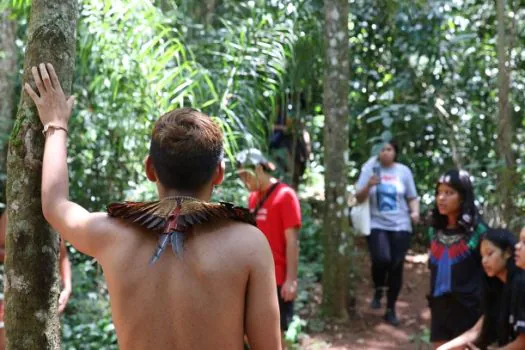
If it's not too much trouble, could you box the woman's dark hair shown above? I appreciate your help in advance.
[475,228,518,348]
[431,169,479,232]
[377,139,399,162]
[483,228,517,254]
[388,139,399,157]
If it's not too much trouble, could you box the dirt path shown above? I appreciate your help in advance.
[299,244,432,350]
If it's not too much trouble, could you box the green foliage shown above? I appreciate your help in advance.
[1,0,525,346]
[182,0,313,152]
[344,0,525,217]
[69,0,217,210]
[0,0,30,16]
[297,200,323,281]
[61,255,117,349]
[285,315,307,348]
[65,0,321,210]
[292,200,324,342]
[409,326,431,348]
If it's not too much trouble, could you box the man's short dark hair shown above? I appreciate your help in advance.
[149,108,223,192]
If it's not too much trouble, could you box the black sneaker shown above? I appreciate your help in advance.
[384,308,400,326]
[369,291,381,309]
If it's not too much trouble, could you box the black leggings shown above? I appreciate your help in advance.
[366,229,411,309]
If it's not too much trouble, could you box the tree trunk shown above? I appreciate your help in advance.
[322,0,351,319]
[203,0,219,26]
[495,0,516,228]
[5,1,77,349]
[0,10,17,204]
[196,0,219,26]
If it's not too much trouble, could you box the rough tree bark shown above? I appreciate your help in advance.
[495,0,516,228]
[0,10,17,203]
[322,0,351,319]
[5,1,77,349]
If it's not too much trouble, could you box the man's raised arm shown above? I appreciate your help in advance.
[24,63,116,258]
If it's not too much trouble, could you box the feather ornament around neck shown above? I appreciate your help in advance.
[106,196,255,265]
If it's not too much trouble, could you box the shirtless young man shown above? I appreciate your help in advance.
[0,211,72,349]
[24,63,281,350]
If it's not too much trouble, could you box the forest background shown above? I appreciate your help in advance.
[0,0,524,348]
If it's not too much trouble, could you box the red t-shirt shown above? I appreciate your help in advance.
[248,182,301,286]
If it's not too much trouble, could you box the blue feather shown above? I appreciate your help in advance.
[171,231,185,257]
[149,233,171,265]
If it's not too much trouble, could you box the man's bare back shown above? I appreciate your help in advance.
[24,63,281,350]
[97,217,279,349]
[24,63,281,349]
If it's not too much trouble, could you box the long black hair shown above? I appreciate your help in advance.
[474,228,518,348]
[431,169,479,232]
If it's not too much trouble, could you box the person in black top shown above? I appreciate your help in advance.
[514,226,525,272]
[427,169,488,349]
[437,228,525,349]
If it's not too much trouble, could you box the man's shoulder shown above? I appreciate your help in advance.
[203,219,261,238]
[222,220,265,239]
[208,221,270,258]
[59,211,149,262]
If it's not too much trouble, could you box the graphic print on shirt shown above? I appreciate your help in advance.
[428,224,486,297]
[255,208,268,222]
[376,182,397,212]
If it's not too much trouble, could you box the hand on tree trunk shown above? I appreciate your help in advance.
[24,63,75,132]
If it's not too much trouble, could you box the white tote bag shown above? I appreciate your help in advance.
[350,198,371,236]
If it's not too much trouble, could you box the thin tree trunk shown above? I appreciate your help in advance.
[5,1,77,349]
[202,0,219,26]
[0,10,17,204]
[189,0,220,27]
[495,0,515,228]
[322,0,351,319]
[290,91,300,190]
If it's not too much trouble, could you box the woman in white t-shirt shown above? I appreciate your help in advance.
[355,140,420,326]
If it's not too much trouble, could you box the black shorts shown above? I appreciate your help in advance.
[277,286,294,331]
[429,294,481,342]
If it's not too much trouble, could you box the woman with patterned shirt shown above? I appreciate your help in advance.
[427,169,488,349]
[437,228,525,350]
